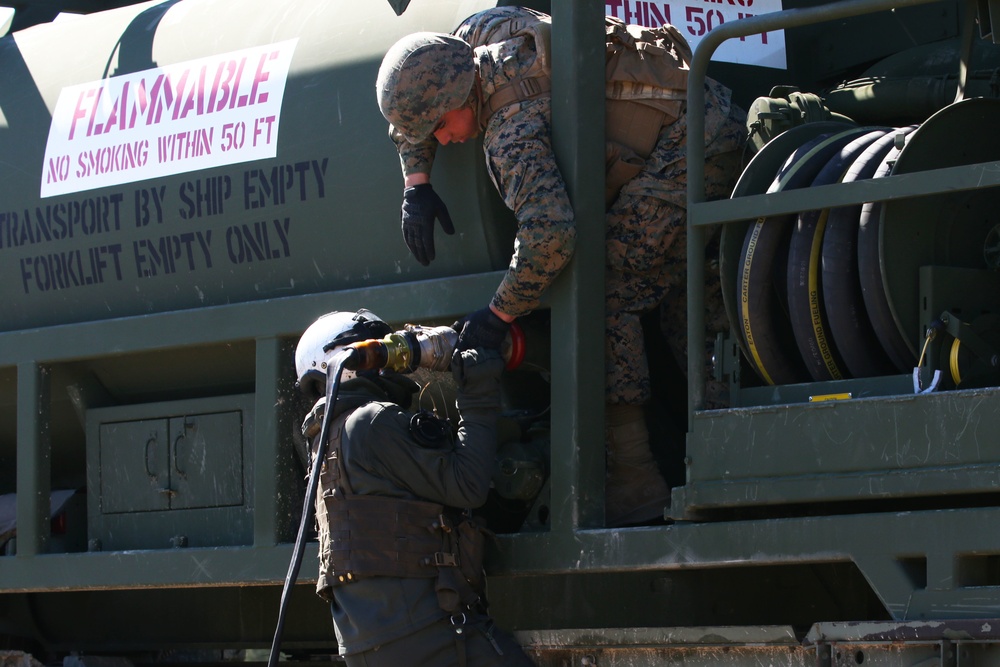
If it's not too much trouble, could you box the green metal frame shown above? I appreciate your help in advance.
[685,0,997,412]
[544,0,607,531]
[4,272,503,584]
[0,0,607,597]
[0,0,611,591]
[6,0,1000,648]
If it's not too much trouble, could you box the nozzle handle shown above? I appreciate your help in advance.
[344,339,389,371]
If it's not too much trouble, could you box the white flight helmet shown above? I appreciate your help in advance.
[295,309,392,399]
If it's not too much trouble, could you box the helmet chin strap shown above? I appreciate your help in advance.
[268,347,356,667]
[470,70,485,130]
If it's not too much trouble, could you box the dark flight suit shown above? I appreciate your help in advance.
[306,350,535,666]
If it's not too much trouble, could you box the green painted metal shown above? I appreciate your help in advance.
[85,394,255,550]
[681,386,1000,510]
[253,336,290,548]
[680,0,1000,526]
[547,0,607,532]
[0,0,507,333]
[15,362,50,558]
[3,0,1000,656]
[695,161,1000,226]
[685,0,971,413]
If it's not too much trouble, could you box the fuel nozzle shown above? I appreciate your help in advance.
[345,323,525,373]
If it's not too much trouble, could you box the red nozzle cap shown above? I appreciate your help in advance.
[505,321,526,371]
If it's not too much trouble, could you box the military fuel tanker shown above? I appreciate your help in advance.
[3,0,1000,665]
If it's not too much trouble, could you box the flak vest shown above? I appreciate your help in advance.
[306,400,489,615]
[477,13,694,208]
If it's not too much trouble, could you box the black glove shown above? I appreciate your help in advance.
[451,347,504,398]
[401,183,455,266]
[452,307,510,352]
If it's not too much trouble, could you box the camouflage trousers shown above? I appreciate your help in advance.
[604,78,746,407]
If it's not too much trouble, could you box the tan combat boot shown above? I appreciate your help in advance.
[605,404,671,527]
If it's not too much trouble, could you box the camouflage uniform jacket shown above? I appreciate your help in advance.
[309,352,502,655]
[391,6,576,318]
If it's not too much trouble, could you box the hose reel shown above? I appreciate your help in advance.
[721,97,1000,388]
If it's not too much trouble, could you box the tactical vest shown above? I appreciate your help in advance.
[306,400,489,614]
[477,12,694,207]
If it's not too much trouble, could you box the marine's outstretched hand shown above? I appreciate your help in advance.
[401,183,454,265]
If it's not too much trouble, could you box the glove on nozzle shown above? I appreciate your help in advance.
[452,307,510,352]
[401,183,455,266]
[451,347,505,395]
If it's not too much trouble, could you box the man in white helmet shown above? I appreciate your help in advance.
[294,309,535,666]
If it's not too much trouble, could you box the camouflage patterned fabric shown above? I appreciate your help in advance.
[385,7,746,408]
[376,32,476,144]
[483,96,576,317]
[607,77,746,406]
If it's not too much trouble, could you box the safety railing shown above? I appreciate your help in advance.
[684,0,997,418]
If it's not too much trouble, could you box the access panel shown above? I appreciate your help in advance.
[86,395,254,551]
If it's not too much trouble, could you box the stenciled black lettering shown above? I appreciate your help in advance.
[179,175,231,220]
[0,194,123,251]
[134,232,212,277]
[225,218,291,264]
[18,243,124,294]
[243,158,329,210]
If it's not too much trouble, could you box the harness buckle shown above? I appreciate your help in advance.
[433,551,458,567]
[518,76,548,97]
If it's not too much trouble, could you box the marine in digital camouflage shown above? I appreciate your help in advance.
[386,7,746,407]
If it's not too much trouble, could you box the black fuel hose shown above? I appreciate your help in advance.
[268,348,355,667]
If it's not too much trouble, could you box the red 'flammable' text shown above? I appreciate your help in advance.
[68,49,281,141]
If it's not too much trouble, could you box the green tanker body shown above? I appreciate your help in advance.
[3,0,1000,664]
[0,0,517,333]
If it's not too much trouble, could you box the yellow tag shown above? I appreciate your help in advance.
[808,392,852,402]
